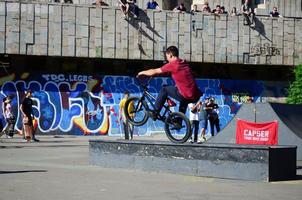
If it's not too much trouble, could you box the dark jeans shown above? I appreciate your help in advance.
[209,117,220,136]
[191,120,199,143]
[123,120,133,140]
[5,117,15,137]
[154,85,198,114]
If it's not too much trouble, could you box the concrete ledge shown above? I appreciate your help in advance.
[89,140,297,181]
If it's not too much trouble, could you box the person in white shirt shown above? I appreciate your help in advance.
[188,102,200,143]
[0,97,16,138]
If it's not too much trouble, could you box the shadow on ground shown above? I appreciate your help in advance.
[0,170,47,174]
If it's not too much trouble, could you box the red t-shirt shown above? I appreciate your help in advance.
[161,59,202,100]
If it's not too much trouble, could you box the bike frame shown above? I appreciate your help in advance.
[138,80,173,122]
[129,77,192,143]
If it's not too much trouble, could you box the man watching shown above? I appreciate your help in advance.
[146,0,161,11]
[270,7,282,18]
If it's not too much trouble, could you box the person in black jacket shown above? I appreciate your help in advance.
[206,97,220,137]
[20,90,39,142]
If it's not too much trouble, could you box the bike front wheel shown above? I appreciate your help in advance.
[124,96,149,126]
[165,112,191,143]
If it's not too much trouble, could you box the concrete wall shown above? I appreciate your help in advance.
[0,1,302,66]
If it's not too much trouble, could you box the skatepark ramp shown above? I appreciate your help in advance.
[206,103,302,160]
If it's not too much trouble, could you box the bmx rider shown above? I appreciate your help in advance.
[137,46,202,121]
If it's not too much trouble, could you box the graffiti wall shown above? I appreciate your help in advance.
[0,72,287,137]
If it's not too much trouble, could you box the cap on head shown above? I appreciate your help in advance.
[25,90,32,96]
[4,97,12,103]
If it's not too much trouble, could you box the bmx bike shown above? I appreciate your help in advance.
[123,77,192,143]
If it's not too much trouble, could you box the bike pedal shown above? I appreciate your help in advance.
[171,123,183,130]
[148,110,157,121]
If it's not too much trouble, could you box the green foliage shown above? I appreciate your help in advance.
[286,64,302,104]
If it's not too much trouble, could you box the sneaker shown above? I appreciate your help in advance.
[32,138,40,142]
[6,135,13,139]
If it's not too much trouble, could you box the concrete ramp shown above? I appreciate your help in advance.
[207,103,302,160]
[270,103,302,140]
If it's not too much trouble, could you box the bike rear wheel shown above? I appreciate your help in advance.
[124,96,149,126]
[165,112,191,143]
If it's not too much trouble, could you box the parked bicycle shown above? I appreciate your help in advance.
[123,77,192,143]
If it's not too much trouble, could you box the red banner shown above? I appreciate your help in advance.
[236,119,278,145]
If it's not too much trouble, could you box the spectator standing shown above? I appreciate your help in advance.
[188,102,200,143]
[246,96,253,103]
[212,5,222,14]
[146,0,161,11]
[198,99,208,142]
[118,0,139,19]
[206,97,220,137]
[241,0,255,27]
[230,7,238,16]
[20,90,39,142]
[0,97,16,138]
[202,2,211,13]
[118,0,129,18]
[270,7,282,18]
[1,98,7,138]
[221,6,227,14]
[173,3,187,13]
[127,0,139,18]
[191,4,200,14]
[119,91,134,140]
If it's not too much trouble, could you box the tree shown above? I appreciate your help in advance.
[286,64,302,104]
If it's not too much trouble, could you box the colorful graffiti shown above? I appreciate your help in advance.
[0,72,286,137]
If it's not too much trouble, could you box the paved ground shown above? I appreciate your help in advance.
[0,135,302,200]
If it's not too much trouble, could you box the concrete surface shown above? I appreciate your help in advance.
[1,135,302,200]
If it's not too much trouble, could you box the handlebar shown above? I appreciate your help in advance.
[136,75,152,90]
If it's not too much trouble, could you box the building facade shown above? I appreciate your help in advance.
[0,1,301,136]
